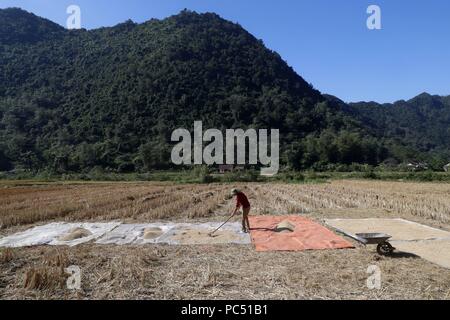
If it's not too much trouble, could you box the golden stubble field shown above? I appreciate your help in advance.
[1,180,450,300]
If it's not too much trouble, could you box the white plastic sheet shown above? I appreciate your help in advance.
[0,221,251,247]
[97,222,250,245]
[95,223,176,245]
[0,222,121,247]
[153,222,250,245]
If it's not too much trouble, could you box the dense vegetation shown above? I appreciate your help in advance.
[0,8,448,174]
[348,94,450,169]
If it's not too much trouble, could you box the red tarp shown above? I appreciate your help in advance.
[249,216,354,252]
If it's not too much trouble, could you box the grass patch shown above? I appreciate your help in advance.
[23,266,68,290]
[1,169,450,184]
[0,248,14,264]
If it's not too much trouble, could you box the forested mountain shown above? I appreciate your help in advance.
[0,8,448,173]
[348,94,450,167]
[0,8,65,45]
[349,93,450,152]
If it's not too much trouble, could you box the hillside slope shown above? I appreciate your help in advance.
[0,8,380,172]
[349,93,450,166]
[1,8,446,172]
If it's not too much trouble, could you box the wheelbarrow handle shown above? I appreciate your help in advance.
[354,235,369,245]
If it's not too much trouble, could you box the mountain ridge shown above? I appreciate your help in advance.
[0,7,66,44]
[0,8,448,172]
[1,8,446,104]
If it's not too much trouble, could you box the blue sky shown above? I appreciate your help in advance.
[1,0,449,103]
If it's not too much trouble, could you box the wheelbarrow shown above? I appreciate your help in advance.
[355,233,395,256]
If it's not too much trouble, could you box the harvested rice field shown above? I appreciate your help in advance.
[1,180,450,300]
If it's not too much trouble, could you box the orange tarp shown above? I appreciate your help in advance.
[249,216,354,252]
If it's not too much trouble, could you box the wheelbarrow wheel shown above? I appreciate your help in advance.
[377,242,394,255]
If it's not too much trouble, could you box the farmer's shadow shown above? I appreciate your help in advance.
[388,251,420,259]
[250,227,292,233]
[250,227,275,232]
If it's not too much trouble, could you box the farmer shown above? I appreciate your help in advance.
[231,188,251,233]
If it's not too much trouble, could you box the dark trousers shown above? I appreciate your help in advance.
[242,206,250,231]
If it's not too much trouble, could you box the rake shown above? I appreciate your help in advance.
[208,214,235,237]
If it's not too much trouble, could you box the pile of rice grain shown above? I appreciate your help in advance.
[58,228,92,241]
[275,220,296,233]
[143,227,163,240]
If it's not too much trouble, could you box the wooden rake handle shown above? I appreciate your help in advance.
[209,214,235,235]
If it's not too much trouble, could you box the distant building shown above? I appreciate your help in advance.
[406,161,429,172]
[444,163,450,172]
[218,164,234,174]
